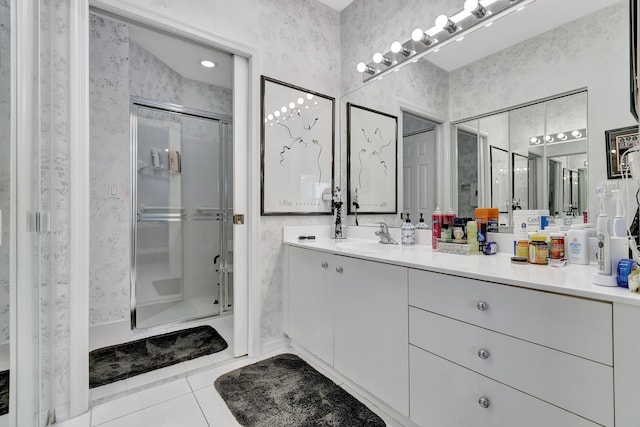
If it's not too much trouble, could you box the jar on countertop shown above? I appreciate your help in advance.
[529,235,549,265]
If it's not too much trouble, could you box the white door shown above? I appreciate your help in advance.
[403,129,436,223]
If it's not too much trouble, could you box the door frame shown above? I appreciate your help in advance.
[70,0,261,417]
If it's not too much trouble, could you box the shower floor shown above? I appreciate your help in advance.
[136,297,230,330]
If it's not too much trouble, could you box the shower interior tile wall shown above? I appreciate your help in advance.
[89,13,233,331]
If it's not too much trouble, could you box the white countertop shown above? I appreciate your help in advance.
[283,226,640,307]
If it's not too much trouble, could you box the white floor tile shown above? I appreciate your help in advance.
[193,385,240,427]
[154,362,186,380]
[187,358,253,392]
[125,370,158,390]
[96,393,208,427]
[91,378,191,426]
[90,380,127,401]
[183,355,214,371]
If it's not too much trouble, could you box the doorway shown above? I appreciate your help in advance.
[131,99,233,329]
[402,112,438,224]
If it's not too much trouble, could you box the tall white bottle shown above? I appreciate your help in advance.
[593,186,616,286]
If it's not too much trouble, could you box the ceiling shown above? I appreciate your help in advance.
[317,0,354,12]
[129,25,233,89]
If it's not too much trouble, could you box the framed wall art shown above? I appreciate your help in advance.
[346,103,397,214]
[260,76,335,215]
[605,125,639,179]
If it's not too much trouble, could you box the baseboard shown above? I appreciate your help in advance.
[89,319,130,351]
[53,409,90,427]
[260,335,289,357]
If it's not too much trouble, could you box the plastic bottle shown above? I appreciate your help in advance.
[466,220,479,254]
[432,207,443,249]
[401,213,416,245]
[567,223,589,265]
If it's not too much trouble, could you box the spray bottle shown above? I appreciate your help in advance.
[593,186,617,286]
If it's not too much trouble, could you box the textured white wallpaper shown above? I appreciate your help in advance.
[0,0,10,345]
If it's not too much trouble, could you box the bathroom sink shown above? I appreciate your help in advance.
[334,240,391,254]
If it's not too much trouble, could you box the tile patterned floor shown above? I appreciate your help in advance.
[89,349,401,426]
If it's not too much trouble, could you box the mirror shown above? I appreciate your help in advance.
[340,0,632,230]
[454,91,588,230]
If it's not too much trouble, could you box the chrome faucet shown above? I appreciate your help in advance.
[375,222,398,244]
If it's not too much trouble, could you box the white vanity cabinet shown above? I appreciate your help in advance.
[408,269,614,426]
[284,246,409,416]
[285,245,334,365]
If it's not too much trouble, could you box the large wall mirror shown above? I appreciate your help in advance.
[340,0,634,231]
[453,91,588,231]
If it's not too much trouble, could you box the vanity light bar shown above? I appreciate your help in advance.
[357,0,536,82]
[528,128,587,145]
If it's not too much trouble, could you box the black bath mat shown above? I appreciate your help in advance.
[214,353,386,427]
[0,370,8,416]
[89,325,227,388]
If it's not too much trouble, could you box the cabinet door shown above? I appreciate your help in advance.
[410,346,598,427]
[333,255,408,416]
[287,247,333,365]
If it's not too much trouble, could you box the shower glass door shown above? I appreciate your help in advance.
[132,99,232,329]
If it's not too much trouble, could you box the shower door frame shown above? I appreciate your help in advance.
[129,96,233,331]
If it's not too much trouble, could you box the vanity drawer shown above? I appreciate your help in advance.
[409,345,599,427]
[410,307,613,426]
[408,269,612,365]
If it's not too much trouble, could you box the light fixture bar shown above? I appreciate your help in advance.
[528,128,587,146]
[358,0,536,83]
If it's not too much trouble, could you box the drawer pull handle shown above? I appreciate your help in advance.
[477,349,490,360]
[478,397,490,409]
[476,301,489,311]
[321,261,328,268]
[336,266,344,273]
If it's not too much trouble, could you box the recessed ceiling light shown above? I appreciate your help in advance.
[200,60,216,68]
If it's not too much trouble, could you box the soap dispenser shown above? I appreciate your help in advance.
[401,213,416,245]
[415,213,429,229]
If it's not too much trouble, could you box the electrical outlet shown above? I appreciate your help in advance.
[108,183,119,199]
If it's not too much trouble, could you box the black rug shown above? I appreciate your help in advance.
[214,353,386,427]
[89,325,227,388]
[0,370,8,416]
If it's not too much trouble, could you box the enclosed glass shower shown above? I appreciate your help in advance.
[131,98,233,330]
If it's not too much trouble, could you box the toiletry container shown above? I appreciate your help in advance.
[528,235,549,265]
[567,224,590,265]
[549,230,565,265]
[466,220,479,253]
[432,207,443,249]
[444,207,456,228]
[415,213,429,229]
[401,214,416,245]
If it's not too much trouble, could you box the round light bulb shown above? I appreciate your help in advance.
[372,52,384,64]
[200,60,215,68]
[391,41,403,53]
[557,132,566,140]
[274,111,280,117]
[297,97,304,105]
[572,130,582,138]
[545,135,554,142]
[529,137,539,144]
[435,15,450,29]
[281,106,287,113]
[289,102,295,109]
[267,114,273,120]
[306,94,314,100]
[464,0,479,13]
[356,62,367,73]
[411,28,424,42]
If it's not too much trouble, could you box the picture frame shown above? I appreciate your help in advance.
[260,76,335,215]
[346,103,398,215]
[605,125,639,179]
